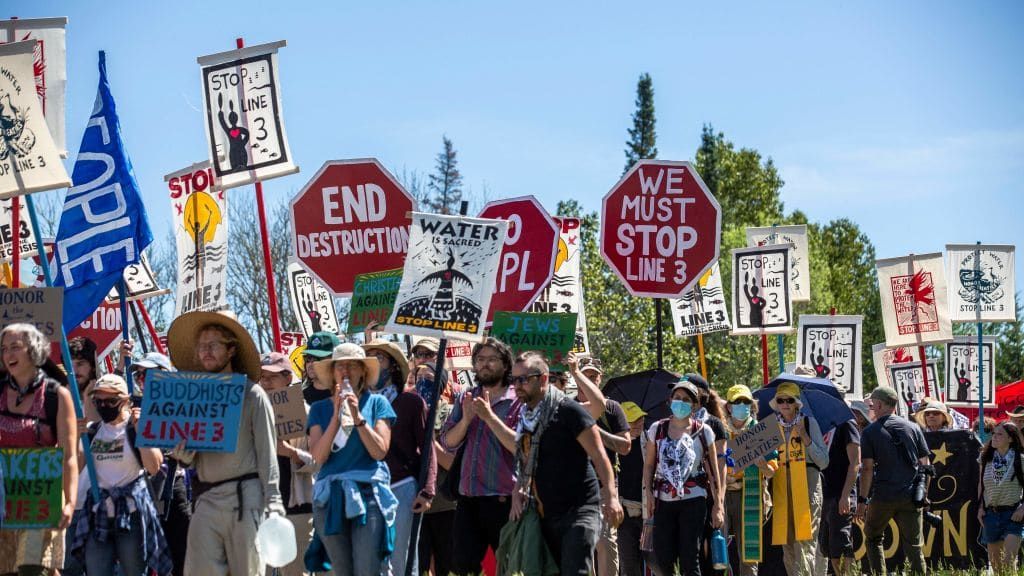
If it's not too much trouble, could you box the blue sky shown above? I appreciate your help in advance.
[16,0,1024,283]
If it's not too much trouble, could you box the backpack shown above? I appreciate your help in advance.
[652,418,717,498]
[86,420,163,503]
[87,420,145,467]
[0,379,61,445]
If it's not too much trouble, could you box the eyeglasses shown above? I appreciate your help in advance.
[413,350,437,360]
[511,372,543,386]
[474,355,503,366]
[92,398,123,408]
[775,397,796,405]
[197,341,229,353]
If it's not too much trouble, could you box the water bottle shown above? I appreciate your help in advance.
[338,377,355,430]
[257,513,296,567]
[711,528,728,570]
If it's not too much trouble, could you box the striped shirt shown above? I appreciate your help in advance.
[441,385,521,497]
[983,450,1024,507]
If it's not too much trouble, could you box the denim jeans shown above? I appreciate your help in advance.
[390,478,420,576]
[84,511,148,576]
[62,509,86,576]
[313,489,389,576]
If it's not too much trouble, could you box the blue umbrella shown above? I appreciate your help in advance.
[752,373,854,434]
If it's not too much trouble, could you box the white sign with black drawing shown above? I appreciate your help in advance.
[944,337,996,408]
[0,18,67,156]
[890,360,939,418]
[671,261,731,337]
[871,343,920,390]
[796,314,863,398]
[746,225,810,302]
[107,254,170,303]
[946,244,1016,323]
[288,261,341,338]
[730,245,793,335]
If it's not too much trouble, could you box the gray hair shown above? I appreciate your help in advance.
[0,323,51,367]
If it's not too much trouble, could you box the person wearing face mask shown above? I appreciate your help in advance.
[70,374,173,576]
[644,380,720,576]
[616,401,650,576]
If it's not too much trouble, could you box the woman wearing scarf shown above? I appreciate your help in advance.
[0,323,78,576]
[978,421,1024,574]
[643,380,719,576]
[768,382,828,576]
[307,343,398,575]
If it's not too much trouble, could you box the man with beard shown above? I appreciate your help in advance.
[441,337,522,576]
[168,311,284,576]
[68,336,101,423]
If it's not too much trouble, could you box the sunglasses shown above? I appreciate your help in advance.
[775,397,797,405]
[413,350,437,360]
[511,372,543,386]
[92,398,123,408]
[731,399,753,406]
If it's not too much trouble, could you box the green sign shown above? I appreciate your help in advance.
[490,312,578,366]
[1,447,64,529]
[349,268,403,333]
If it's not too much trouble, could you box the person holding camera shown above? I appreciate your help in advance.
[857,386,932,575]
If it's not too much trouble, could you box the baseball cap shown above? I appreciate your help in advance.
[411,337,440,354]
[670,380,700,402]
[868,386,899,406]
[726,384,754,403]
[305,332,340,359]
[91,374,129,397]
[579,357,603,375]
[133,352,174,372]
[261,352,292,374]
[621,401,647,423]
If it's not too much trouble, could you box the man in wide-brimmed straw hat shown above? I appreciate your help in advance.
[167,310,284,576]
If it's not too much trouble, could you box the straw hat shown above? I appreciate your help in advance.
[362,339,409,384]
[914,398,951,429]
[314,343,380,391]
[168,310,261,381]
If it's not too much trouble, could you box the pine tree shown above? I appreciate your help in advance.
[427,136,463,215]
[624,73,658,174]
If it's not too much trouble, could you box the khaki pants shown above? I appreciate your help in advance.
[595,516,619,576]
[185,479,265,576]
[779,471,822,576]
[724,489,758,576]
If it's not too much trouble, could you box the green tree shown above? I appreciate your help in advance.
[427,136,463,215]
[997,293,1024,383]
[623,73,658,174]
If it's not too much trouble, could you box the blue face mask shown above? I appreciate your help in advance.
[730,403,751,421]
[671,400,692,419]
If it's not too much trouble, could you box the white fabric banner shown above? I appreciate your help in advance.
[796,314,863,399]
[0,196,38,261]
[871,342,920,390]
[529,217,590,353]
[875,253,953,347]
[946,244,1016,323]
[746,225,810,302]
[167,162,229,316]
[198,40,298,191]
[0,18,67,157]
[671,261,731,337]
[890,359,940,418]
[944,336,997,408]
[730,245,793,335]
[0,41,70,199]
[288,261,341,338]
[386,213,508,342]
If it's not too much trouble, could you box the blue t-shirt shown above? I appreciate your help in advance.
[307,392,397,480]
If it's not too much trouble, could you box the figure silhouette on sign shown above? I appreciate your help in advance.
[418,249,472,316]
[954,357,971,402]
[811,342,830,379]
[743,272,766,327]
[217,93,249,171]
[303,292,323,333]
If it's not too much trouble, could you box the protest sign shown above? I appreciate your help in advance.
[0,447,64,528]
[946,244,1016,323]
[0,18,67,156]
[288,261,340,338]
[730,245,793,335]
[871,343,920,389]
[746,225,811,302]
[386,213,508,341]
[530,217,590,354]
[796,315,863,398]
[444,339,474,370]
[670,262,731,337]
[349,268,402,333]
[281,331,306,381]
[890,360,939,418]
[944,336,996,408]
[490,312,577,363]
[0,287,61,341]
[0,197,39,262]
[876,253,953,347]
[168,162,230,316]
[0,41,71,198]
[730,414,783,471]
[69,299,122,361]
[198,40,297,190]
[107,254,169,303]
[267,384,306,441]
[137,371,246,452]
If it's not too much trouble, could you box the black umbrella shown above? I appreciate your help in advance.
[603,368,682,424]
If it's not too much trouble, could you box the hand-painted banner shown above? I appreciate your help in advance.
[0,447,63,528]
[267,384,306,441]
[796,315,863,398]
[288,261,340,338]
[0,196,39,262]
[107,254,169,303]
[280,331,305,381]
[167,162,229,317]
[136,371,245,452]
[671,261,731,337]
[746,225,810,302]
[0,41,71,199]
[944,336,996,408]
[890,360,939,418]
[730,413,783,471]
[443,339,473,370]
[198,40,297,190]
[871,343,920,390]
[0,18,67,156]
[490,312,577,363]
[876,253,953,347]
[529,217,590,354]
[0,287,61,341]
[386,213,508,342]
[946,244,1016,323]
[730,246,793,335]
[349,268,402,333]
[70,298,122,362]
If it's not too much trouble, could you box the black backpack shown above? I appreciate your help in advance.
[0,379,61,445]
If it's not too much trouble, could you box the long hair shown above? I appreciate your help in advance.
[981,422,1024,467]
[471,337,514,387]
[703,388,727,422]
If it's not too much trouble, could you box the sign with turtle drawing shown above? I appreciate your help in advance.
[730,245,793,335]
[386,213,508,341]
[796,314,863,398]
[944,337,996,408]
[946,244,1016,323]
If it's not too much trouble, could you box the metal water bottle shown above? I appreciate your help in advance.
[711,528,728,570]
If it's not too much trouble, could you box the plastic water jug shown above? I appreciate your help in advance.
[711,528,728,570]
[257,513,296,568]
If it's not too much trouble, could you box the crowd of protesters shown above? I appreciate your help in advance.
[0,314,1017,576]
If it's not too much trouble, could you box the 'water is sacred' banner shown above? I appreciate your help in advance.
[0,447,64,529]
[795,314,863,399]
[168,162,229,316]
[876,253,953,347]
[349,268,402,333]
[671,261,731,337]
[137,371,246,452]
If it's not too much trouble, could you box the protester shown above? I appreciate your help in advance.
[978,421,1024,574]
[914,398,952,433]
[0,323,79,575]
[68,336,101,423]
[167,311,284,576]
[70,373,173,576]
[819,407,862,576]
[307,342,398,575]
[440,337,521,576]
[857,385,932,575]
[850,400,873,431]
[504,351,623,574]
[644,379,720,576]
[768,382,828,576]
[1005,406,1024,430]
[302,331,341,405]
[364,339,436,576]
[681,372,727,575]
[617,401,649,576]
[259,352,316,576]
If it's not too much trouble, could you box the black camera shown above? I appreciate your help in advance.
[923,510,943,528]
[912,464,936,508]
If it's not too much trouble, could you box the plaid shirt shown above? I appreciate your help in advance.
[441,385,521,497]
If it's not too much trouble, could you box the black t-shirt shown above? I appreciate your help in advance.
[303,382,332,405]
[596,399,630,474]
[706,414,727,442]
[618,436,644,502]
[861,414,929,502]
[822,420,861,497]
[535,398,600,516]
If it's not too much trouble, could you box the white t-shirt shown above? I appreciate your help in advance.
[76,420,144,509]
[647,419,715,502]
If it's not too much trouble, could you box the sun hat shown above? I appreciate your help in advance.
[168,310,262,381]
[769,382,804,411]
[90,373,129,398]
[849,400,873,423]
[726,384,754,404]
[914,398,951,429]
[621,401,647,423]
[314,343,380,390]
[362,339,410,384]
[304,332,341,359]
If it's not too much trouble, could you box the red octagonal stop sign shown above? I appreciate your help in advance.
[479,196,559,322]
[601,160,721,298]
[290,159,415,296]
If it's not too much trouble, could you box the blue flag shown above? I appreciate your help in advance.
[54,52,152,333]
